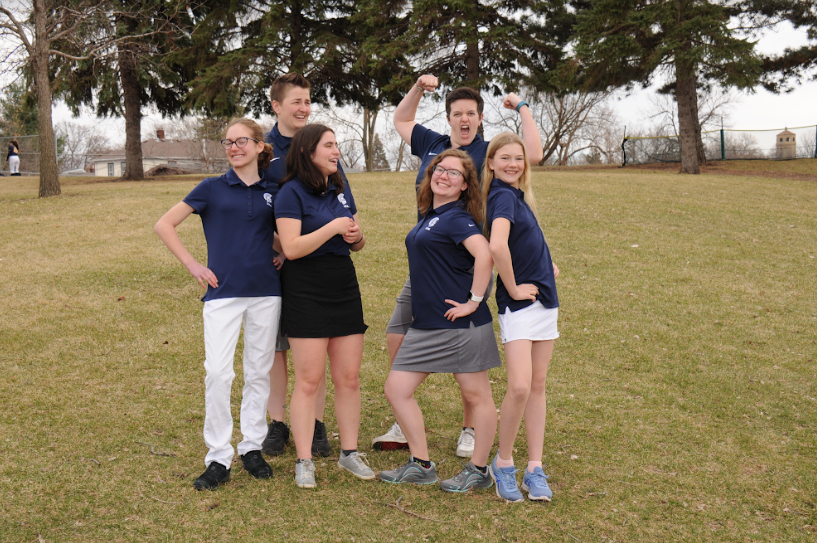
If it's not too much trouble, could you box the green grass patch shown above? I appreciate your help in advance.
[1,169,816,541]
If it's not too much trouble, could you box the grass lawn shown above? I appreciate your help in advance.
[1,165,815,542]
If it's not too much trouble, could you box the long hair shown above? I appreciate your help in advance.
[481,132,537,239]
[281,124,344,195]
[417,149,482,222]
[10,139,18,149]
[225,118,273,170]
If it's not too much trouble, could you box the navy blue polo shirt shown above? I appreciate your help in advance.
[411,124,490,220]
[405,200,492,330]
[274,176,358,258]
[486,179,558,314]
[264,123,352,186]
[183,169,281,302]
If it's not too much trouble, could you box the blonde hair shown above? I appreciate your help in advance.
[481,132,537,238]
[226,118,274,170]
[416,149,482,222]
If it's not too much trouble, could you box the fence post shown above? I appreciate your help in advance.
[720,128,725,160]
[814,125,817,159]
[621,126,627,167]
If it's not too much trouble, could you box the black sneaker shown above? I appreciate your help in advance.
[261,420,290,456]
[193,462,230,491]
[312,419,331,457]
[241,450,273,479]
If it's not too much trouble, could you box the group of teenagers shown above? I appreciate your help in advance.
[155,72,560,503]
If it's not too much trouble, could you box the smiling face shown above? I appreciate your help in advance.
[487,143,526,187]
[430,156,468,205]
[272,85,311,137]
[447,99,483,147]
[310,130,339,177]
[224,123,264,170]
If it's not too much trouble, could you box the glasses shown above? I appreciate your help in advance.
[220,137,260,149]
[432,165,464,179]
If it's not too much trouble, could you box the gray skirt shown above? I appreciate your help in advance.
[391,322,501,374]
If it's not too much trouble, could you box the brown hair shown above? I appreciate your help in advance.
[445,87,483,118]
[270,73,311,110]
[481,132,537,239]
[10,139,19,149]
[281,124,344,195]
[417,149,482,222]
[226,118,274,170]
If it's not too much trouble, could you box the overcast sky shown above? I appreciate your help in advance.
[49,20,816,147]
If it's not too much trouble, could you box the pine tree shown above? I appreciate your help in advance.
[371,134,390,171]
[573,0,761,174]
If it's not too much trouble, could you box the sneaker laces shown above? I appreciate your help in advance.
[391,422,404,439]
[268,422,286,439]
[458,428,475,447]
[346,451,371,469]
[497,467,520,492]
[528,469,549,485]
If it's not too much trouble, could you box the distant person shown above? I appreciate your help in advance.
[154,118,280,491]
[483,133,559,502]
[379,149,500,494]
[374,74,544,455]
[8,139,20,176]
[275,124,373,489]
[261,73,332,459]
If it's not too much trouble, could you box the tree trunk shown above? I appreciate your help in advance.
[675,58,700,175]
[395,140,405,172]
[362,108,378,173]
[32,0,60,197]
[118,34,144,181]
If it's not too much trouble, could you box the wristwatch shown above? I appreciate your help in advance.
[469,291,484,303]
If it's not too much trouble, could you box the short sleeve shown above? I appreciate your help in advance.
[338,165,357,215]
[183,178,212,215]
[447,211,483,246]
[410,124,442,158]
[487,190,516,225]
[274,183,303,220]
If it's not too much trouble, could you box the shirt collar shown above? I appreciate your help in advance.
[492,178,524,199]
[457,133,484,151]
[225,167,272,188]
[426,199,462,217]
[265,123,292,152]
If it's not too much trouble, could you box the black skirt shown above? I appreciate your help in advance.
[280,254,368,338]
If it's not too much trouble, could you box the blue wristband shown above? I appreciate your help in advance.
[515,100,529,112]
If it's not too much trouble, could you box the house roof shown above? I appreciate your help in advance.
[90,139,225,163]
[777,130,796,136]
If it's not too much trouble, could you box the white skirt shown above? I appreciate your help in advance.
[498,302,559,344]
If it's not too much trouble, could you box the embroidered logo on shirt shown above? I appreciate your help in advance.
[425,217,440,230]
[263,193,273,208]
[468,223,475,227]
[338,194,349,208]
[427,152,437,156]
[271,157,281,162]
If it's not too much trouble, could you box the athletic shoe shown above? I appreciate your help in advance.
[261,420,289,456]
[338,451,376,480]
[193,462,230,491]
[372,421,409,451]
[440,461,493,493]
[240,450,273,479]
[455,427,475,457]
[378,456,438,485]
[295,459,316,489]
[522,466,553,502]
[489,455,523,503]
[312,420,331,457]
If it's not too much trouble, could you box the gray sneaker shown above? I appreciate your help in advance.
[294,458,316,489]
[378,456,438,485]
[338,451,376,480]
[440,461,493,493]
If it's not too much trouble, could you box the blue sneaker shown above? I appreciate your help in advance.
[522,466,553,502]
[488,455,523,503]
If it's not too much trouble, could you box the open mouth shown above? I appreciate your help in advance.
[460,125,470,138]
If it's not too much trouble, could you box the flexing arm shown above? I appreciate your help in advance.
[393,74,438,145]
[444,234,494,321]
[489,218,538,301]
[503,93,544,165]
[154,202,218,289]
[276,216,354,260]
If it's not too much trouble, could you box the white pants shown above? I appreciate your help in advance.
[202,296,281,468]
[8,155,19,174]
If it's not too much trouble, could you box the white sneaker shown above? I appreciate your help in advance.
[456,427,475,457]
[338,451,376,480]
[372,422,409,451]
[295,458,316,488]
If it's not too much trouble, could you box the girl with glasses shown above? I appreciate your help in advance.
[379,149,500,494]
[154,119,280,490]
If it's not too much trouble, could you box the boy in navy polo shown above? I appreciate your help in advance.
[374,74,545,453]
[155,119,280,490]
[261,73,335,458]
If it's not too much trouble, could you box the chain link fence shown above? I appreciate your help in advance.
[1,135,42,175]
